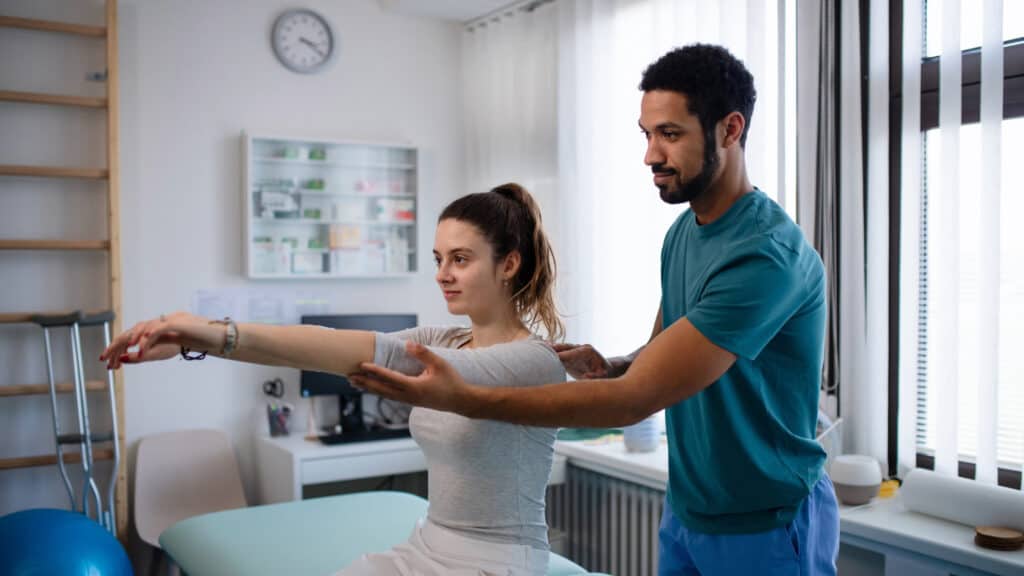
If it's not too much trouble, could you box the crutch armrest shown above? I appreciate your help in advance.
[31,311,84,327]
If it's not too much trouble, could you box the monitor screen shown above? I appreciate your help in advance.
[299,314,418,397]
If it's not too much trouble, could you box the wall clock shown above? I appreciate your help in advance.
[271,9,335,74]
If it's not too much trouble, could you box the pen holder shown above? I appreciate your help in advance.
[266,403,292,437]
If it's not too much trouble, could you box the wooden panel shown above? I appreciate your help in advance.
[0,239,110,251]
[107,0,128,541]
[0,312,37,324]
[0,449,114,471]
[0,15,106,37]
[0,381,106,397]
[0,90,107,109]
[0,165,108,180]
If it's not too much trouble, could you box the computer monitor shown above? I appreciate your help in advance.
[299,313,418,398]
[299,314,417,436]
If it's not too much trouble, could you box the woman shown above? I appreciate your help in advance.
[101,183,565,576]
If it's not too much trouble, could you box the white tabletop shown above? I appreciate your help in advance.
[260,434,420,459]
[840,496,1024,576]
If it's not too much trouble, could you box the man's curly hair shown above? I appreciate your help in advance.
[639,44,757,148]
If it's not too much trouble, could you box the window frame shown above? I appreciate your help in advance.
[885,0,1024,488]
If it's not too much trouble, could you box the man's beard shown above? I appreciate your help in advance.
[657,130,720,205]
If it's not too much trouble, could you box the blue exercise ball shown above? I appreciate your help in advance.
[0,508,132,576]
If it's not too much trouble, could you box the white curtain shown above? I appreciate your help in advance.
[803,0,888,467]
[462,2,558,205]
[897,0,923,477]
[896,0,1014,485]
[461,0,797,366]
[555,0,783,353]
[976,0,1004,486]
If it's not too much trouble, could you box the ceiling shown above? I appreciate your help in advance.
[377,0,519,22]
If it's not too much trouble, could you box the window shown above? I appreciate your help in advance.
[918,119,1024,471]
[895,0,1024,488]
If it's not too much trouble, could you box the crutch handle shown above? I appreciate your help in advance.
[31,311,84,327]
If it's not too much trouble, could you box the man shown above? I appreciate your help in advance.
[352,44,838,575]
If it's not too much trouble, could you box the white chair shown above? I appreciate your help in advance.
[134,429,247,575]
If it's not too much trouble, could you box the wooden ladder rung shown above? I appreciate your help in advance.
[0,90,107,109]
[0,239,110,251]
[0,448,114,471]
[0,310,88,324]
[0,381,106,397]
[0,165,108,180]
[0,15,106,37]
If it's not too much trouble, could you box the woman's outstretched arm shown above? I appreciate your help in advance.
[100,311,374,376]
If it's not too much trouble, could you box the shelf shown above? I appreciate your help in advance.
[289,190,415,199]
[254,157,415,170]
[0,448,114,471]
[245,134,418,278]
[0,164,108,180]
[254,218,415,226]
[0,15,106,37]
[0,90,107,108]
[0,381,106,397]
[0,239,110,251]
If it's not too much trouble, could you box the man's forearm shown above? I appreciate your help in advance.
[464,375,655,428]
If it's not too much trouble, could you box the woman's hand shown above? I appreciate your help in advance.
[552,343,613,379]
[99,311,223,369]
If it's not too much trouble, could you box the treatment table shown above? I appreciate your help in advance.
[160,490,601,575]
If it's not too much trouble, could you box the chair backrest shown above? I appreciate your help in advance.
[134,429,247,547]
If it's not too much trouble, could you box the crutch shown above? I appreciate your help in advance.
[32,310,120,534]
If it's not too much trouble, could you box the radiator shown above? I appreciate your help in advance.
[547,465,665,576]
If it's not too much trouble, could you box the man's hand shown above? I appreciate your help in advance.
[553,343,614,379]
[349,340,479,415]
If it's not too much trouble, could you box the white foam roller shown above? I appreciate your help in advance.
[901,468,1024,531]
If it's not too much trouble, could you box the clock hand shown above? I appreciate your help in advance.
[299,37,326,58]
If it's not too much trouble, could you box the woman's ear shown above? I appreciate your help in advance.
[502,251,522,283]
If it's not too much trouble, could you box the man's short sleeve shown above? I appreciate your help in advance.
[685,247,807,360]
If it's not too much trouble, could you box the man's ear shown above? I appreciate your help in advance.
[720,111,746,148]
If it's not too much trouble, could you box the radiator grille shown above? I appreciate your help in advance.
[547,465,665,576]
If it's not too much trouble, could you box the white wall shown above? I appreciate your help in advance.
[0,0,465,513]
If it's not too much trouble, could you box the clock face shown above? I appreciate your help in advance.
[272,9,334,74]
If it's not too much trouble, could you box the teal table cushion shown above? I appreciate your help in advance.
[160,490,591,575]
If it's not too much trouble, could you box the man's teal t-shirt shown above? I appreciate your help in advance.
[661,189,826,534]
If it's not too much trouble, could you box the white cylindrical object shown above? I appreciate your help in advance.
[901,468,1024,531]
[623,416,659,453]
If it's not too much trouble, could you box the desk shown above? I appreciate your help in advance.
[257,435,427,503]
[840,497,1024,576]
[554,436,1024,576]
[257,435,568,504]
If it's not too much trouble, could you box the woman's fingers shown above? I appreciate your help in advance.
[102,321,149,368]
[101,315,183,369]
[119,342,179,365]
